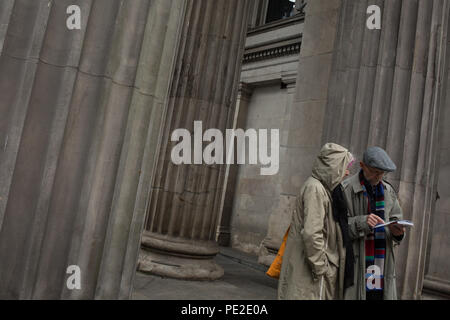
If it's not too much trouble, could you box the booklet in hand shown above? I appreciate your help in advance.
[374,220,414,229]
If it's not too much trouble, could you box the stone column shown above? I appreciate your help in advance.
[422,10,450,298]
[0,0,185,299]
[241,0,360,268]
[0,0,14,54]
[320,0,450,299]
[250,0,270,27]
[138,0,252,280]
[395,0,449,300]
[248,0,268,29]
[253,0,342,268]
[284,0,342,192]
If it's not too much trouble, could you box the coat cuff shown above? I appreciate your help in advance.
[355,215,372,237]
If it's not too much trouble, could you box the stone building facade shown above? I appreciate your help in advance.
[218,4,304,264]
[0,0,449,300]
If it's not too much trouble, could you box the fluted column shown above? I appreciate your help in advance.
[423,33,450,296]
[0,0,185,299]
[138,0,252,280]
[396,0,450,299]
[321,0,450,299]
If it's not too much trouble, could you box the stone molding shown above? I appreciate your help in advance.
[422,275,450,298]
[141,232,220,258]
[243,38,301,64]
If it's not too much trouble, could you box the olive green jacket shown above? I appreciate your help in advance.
[341,173,404,300]
[278,143,352,300]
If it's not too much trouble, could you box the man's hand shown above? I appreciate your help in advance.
[367,214,384,228]
[388,223,405,236]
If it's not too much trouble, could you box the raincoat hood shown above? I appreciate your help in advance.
[311,143,352,192]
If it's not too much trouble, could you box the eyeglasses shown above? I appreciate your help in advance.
[365,165,385,176]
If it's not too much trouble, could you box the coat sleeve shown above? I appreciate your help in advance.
[348,215,372,240]
[386,186,404,244]
[341,184,373,240]
[301,184,328,279]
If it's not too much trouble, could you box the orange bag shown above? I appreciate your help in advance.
[266,226,290,279]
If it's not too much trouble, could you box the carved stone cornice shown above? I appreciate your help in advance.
[243,36,301,64]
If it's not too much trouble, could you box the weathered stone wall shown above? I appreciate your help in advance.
[217,17,303,259]
[228,84,290,255]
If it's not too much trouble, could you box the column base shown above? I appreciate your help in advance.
[137,232,224,280]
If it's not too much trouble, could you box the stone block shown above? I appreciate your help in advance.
[305,0,341,16]
[286,100,327,148]
[231,231,265,255]
[301,9,339,57]
[295,53,333,102]
[280,146,319,195]
[236,177,281,198]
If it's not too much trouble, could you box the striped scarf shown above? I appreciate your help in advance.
[359,171,386,299]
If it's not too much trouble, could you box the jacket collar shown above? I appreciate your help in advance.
[349,173,364,194]
[348,171,386,194]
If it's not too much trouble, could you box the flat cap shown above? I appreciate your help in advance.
[363,146,397,172]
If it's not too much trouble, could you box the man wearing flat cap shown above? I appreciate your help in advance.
[338,146,405,300]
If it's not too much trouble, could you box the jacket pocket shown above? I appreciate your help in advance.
[324,251,339,280]
[325,261,338,279]
[325,251,339,268]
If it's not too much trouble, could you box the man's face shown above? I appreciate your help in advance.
[360,162,385,186]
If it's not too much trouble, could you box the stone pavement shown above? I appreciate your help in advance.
[131,246,449,300]
[131,247,278,300]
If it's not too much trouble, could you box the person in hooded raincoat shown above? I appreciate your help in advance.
[278,143,353,300]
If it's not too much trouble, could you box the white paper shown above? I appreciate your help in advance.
[373,220,414,228]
